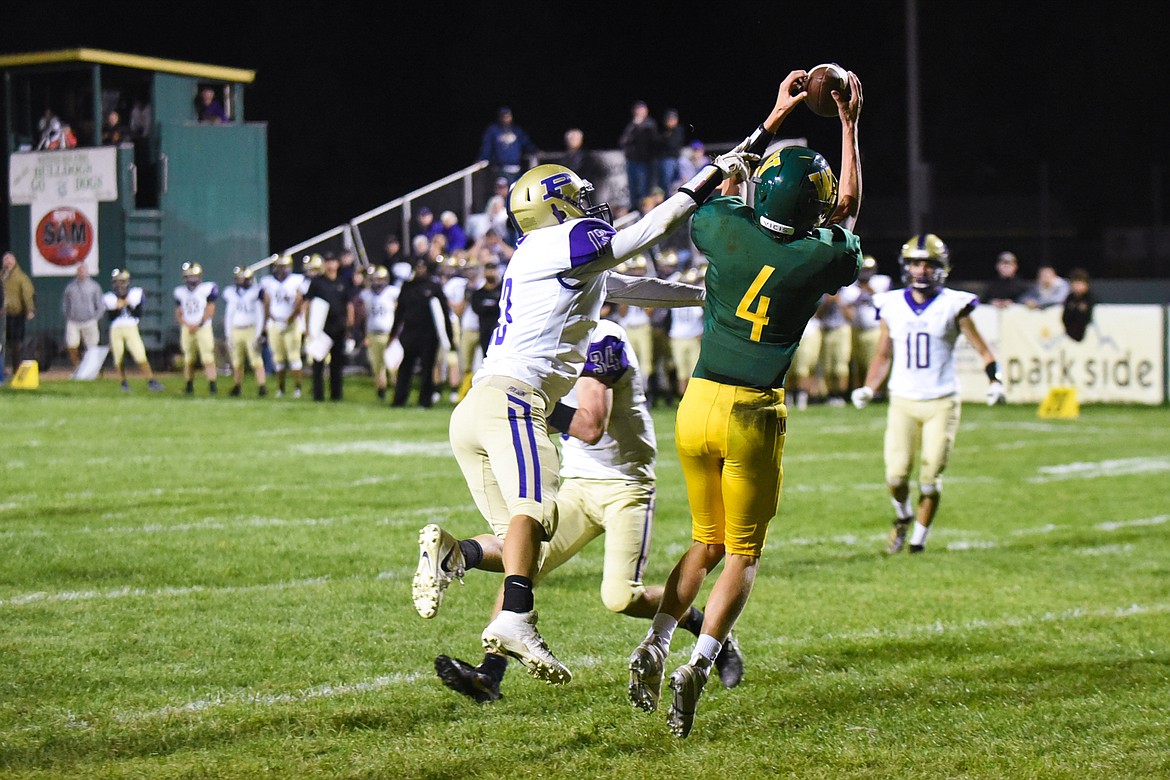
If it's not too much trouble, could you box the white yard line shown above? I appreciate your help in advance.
[0,577,332,607]
[1027,456,1170,483]
[93,604,1168,726]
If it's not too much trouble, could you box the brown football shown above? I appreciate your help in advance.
[803,63,850,117]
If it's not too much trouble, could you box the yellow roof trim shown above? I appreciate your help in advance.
[0,48,255,83]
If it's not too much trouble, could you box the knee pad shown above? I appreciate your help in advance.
[918,481,941,497]
[600,579,642,614]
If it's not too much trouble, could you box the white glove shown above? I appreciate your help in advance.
[851,386,874,409]
[986,381,1006,406]
[712,151,759,182]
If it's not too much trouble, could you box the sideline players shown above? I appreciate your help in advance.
[260,255,305,398]
[105,269,163,392]
[174,262,219,395]
[222,265,268,397]
[850,234,1004,553]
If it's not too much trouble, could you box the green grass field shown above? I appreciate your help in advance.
[2,376,1169,779]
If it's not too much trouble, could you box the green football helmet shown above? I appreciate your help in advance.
[900,233,951,292]
[507,164,612,236]
[751,146,838,236]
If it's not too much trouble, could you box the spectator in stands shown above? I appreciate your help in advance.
[61,263,104,370]
[466,180,512,244]
[658,108,686,194]
[196,87,227,123]
[985,251,1029,308]
[470,228,515,268]
[1062,268,1096,342]
[478,106,538,185]
[129,96,152,139]
[676,140,710,189]
[412,206,439,243]
[2,251,35,375]
[381,233,406,271]
[560,128,606,186]
[101,110,131,145]
[437,211,469,253]
[36,110,77,150]
[1022,264,1070,309]
[619,100,658,211]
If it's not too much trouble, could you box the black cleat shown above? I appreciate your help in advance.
[230,384,241,397]
[909,544,925,554]
[713,633,744,688]
[435,655,502,703]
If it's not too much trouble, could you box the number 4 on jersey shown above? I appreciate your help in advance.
[736,265,776,341]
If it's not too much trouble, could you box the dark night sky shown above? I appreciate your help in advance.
[4,2,1169,270]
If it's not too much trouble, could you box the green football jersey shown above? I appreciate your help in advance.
[690,196,862,389]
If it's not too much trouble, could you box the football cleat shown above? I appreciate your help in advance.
[628,639,668,712]
[434,655,502,703]
[120,380,130,393]
[667,661,710,738]
[909,544,925,554]
[481,610,571,684]
[412,524,465,619]
[148,379,164,392]
[713,633,744,688]
[887,521,910,554]
[293,387,302,399]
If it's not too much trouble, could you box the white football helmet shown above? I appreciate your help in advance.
[507,164,612,236]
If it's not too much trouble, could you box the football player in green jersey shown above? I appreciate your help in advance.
[629,68,864,738]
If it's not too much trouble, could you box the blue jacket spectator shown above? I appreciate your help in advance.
[478,106,538,184]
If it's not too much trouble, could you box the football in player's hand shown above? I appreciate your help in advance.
[804,63,851,117]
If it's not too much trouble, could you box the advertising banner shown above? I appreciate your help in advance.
[956,304,1164,405]
[28,199,100,276]
[9,148,117,277]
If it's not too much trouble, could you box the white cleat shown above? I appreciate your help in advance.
[667,661,710,738]
[481,610,571,684]
[628,640,667,712]
[411,524,465,619]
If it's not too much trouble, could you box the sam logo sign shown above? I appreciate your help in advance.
[35,206,94,266]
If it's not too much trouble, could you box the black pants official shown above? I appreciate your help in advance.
[393,339,438,408]
[312,332,346,401]
[6,315,26,373]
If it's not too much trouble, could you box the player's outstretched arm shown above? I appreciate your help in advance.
[605,272,705,308]
[829,71,863,231]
